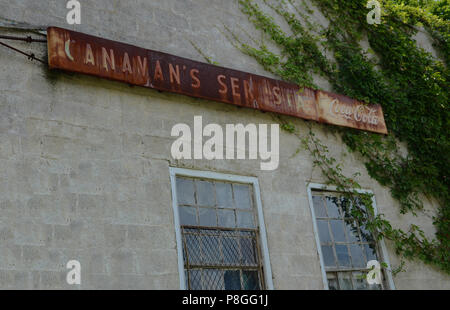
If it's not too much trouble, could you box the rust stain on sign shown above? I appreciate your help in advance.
[47,27,388,134]
[317,91,387,134]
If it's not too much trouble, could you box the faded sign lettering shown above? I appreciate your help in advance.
[47,27,387,134]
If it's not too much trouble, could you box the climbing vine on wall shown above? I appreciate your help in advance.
[233,0,450,274]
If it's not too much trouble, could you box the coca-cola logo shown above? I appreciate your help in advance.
[329,99,379,125]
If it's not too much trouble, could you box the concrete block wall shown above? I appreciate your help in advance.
[0,0,448,289]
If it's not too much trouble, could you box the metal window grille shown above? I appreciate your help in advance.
[312,191,385,290]
[175,177,265,290]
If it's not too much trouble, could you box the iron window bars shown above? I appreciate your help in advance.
[175,176,265,290]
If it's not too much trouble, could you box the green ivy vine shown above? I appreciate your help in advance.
[232,0,450,274]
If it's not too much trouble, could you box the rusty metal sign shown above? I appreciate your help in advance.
[47,27,387,134]
[316,90,387,134]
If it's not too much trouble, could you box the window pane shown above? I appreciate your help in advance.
[243,270,260,290]
[310,191,385,291]
[177,178,195,205]
[312,195,327,217]
[369,283,382,290]
[189,269,202,290]
[224,270,241,290]
[360,224,374,243]
[352,272,369,290]
[236,211,255,228]
[199,208,217,227]
[234,184,252,210]
[179,206,197,226]
[327,273,338,290]
[349,244,366,268]
[321,245,336,267]
[184,234,201,265]
[337,272,353,290]
[364,243,378,262]
[197,181,215,206]
[345,220,360,243]
[178,177,264,291]
[218,209,235,228]
[201,235,221,264]
[222,237,240,265]
[240,238,257,266]
[354,197,367,213]
[326,196,341,218]
[317,220,332,243]
[335,245,351,267]
[340,197,352,216]
[203,269,224,290]
[330,220,346,242]
[216,182,233,208]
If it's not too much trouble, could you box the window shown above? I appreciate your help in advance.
[307,184,395,290]
[170,168,273,290]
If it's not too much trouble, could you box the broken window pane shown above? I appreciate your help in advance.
[224,270,241,290]
[243,270,260,290]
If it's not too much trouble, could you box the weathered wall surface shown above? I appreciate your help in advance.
[0,0,448,289]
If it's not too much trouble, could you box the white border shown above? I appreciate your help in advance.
[169,167,274,290]
[306,183,396,290]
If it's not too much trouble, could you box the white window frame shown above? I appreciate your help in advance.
[306,183,396,290]
[169,167,274,290]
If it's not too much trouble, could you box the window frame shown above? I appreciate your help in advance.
[306,183,396,290]
[170,167,274,290]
